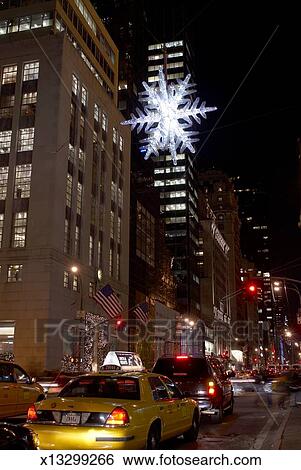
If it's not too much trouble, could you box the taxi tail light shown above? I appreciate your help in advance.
[208,381,216,396]
[105,407,129,426]
[27,405,38,421]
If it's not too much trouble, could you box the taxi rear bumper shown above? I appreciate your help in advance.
[25,424,143,450]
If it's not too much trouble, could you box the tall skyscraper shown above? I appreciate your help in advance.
[0,0,131,373]
[149,40,201,319]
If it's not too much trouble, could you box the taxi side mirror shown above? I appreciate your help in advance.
[30,377,36,384]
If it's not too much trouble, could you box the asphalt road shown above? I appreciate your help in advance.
[161,393,293,450]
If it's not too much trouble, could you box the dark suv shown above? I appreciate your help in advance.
[153,355,233,423]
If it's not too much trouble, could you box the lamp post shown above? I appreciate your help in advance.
[70,265,85,371]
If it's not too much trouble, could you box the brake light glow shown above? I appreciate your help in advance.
[208,381,216,396]
[27,405,38,421]
[105,407,129,426]
[176,355,189,360]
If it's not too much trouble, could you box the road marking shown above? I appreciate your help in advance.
[253,418,276,449]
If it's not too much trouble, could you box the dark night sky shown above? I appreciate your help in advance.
[144,0,301,275]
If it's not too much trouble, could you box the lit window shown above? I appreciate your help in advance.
[0,20,7,35]
[23,62,39,81]
[78,148,85,169]
[75,225,80,257]
[0,213,4,248]
[72,274,79,291]
[102,112,108,132]
[97,240,102,267]
[0,130,12,154]
[81,85,87,107]
[19,16,31,31]
[113,127,117,144]
[116,251,120,280]
[0,167,9,200]
[72,74,79,95]
[64,218,71,254]
[12,212,27,247]
[22,92,37,105]
[7,264,23,282]
[77,181,83,214]
[165,216,186,224]
[89,281,94,297]
[17,128,35,152]
[117,216,121,243]
[1,65,17,84]
[110,210,114,239]
[118,188,123,208]
[63,271,69,288]
[89,234,94,265]
[94,103,100,122]
[109,247,113,276]
[119,135,124,152]
[14,164,32,198]
[161,203,186,211]
[66,173,72,207]
[111,181,117,202]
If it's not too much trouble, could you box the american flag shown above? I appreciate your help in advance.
[93,284,124,319]
[133,302,149,323]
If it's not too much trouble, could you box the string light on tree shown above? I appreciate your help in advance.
[121,66,216,165]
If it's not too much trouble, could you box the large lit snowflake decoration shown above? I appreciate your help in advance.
[121,67,217,165]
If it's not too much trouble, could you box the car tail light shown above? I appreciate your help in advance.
[208,381,216,396]
[105,407,129,426]
[27,405,38,421]
[176,355,189,360]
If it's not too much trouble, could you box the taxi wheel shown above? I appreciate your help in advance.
[183,411,199,442]
[211,405,223,424]
[146,422,161,449]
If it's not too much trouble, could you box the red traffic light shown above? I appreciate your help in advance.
[116,317,126,331]
[242,280,258,301]
[247,284,256,294]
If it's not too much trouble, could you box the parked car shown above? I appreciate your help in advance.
[0,423,39,449]
[152,355,233,423]
[0,361,45,418]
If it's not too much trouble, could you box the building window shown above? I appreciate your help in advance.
[136,201,155,267]
[102,112,108,132]
[64,218,71,254]
[78,148,85,169]
[94,103,100,122]
[117,216,121,243]
[1,65,17,84]
[17,127,34,152]
[63,271,69,288]
[0,167,8,200]
[81,85,87,107]
[22,92,37,105]
[119,135,124,153]
[116,251,120,280]
[12,212,27,248]
[14,164,32,198]
[89,234,94,266]
[77,181,83,215]
[109,247,113,277]
[7,264,23,282]
[89,281,94,297]
[110,210,114,239]
[97,240,102,267]
[19,16,31,31]
[118,188,123,208]
[75,225,80,257]
[23,61,39,81]
[111,181,117,202]
[0,130,12,154]
[0,213,4,248]
[113,127,117,144]
[72,274,79,291]
[72,74,79,95]
[66,173,72,207]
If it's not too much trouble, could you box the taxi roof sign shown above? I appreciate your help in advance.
[101,351,145,372]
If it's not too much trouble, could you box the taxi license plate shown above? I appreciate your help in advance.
[61,413,81,425]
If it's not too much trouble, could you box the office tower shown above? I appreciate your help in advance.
[0,0,131,373]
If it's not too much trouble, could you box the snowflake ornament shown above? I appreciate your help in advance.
[121,66,217,165]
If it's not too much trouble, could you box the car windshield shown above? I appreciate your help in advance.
[153,357,211,378]
[59,376,140,400]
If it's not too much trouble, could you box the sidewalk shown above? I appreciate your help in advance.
[280,406,301,449]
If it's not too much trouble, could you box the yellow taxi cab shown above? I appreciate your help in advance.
[0,361,45,418]
[25,353,199,449]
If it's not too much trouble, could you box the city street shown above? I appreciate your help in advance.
[161,391,300,450]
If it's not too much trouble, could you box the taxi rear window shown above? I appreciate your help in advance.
[153,357,210,379]
[59,376,140,400]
